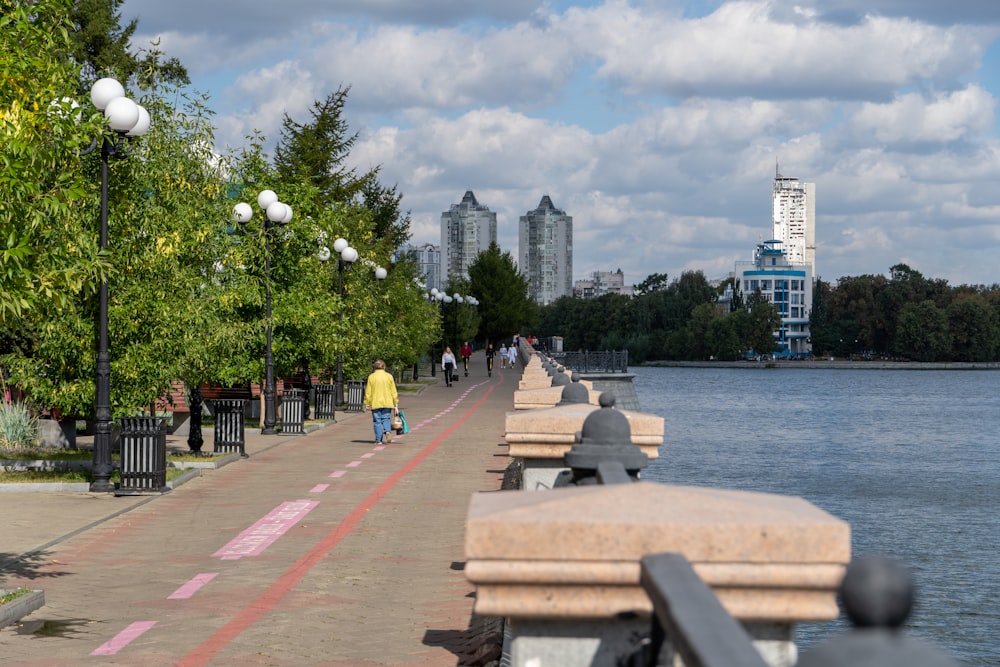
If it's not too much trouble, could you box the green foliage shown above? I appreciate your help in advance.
[0,400,38,452]
[467,242,538,345]
[0,0,107,320]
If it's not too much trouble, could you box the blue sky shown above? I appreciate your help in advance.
[122,0,1000,286]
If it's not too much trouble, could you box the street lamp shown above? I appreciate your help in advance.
[318,238,386,405]
[233,190,293,435]
[86,78,151,492]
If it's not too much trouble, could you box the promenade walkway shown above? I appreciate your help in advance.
[0,354,516,666]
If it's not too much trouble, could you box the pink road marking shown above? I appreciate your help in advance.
[329,470,346,478]
[361,453,375,459]
[180,376,504,667]
[212,500,318,561]
[347,461,362,467]
[91,620,157,656]
[374,445,386,450]
[168,573,218,600]
[309,483,330,493]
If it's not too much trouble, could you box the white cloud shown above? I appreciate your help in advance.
[121,0,1000,285]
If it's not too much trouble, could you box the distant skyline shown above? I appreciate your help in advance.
[121,0,1000,286]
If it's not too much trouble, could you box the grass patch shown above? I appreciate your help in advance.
[0,467,189,484]
[0,449,93,461]
[0,588,32,605]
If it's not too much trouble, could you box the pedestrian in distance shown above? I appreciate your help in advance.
[485,343,495,376]
[460,340,473,376]
[441,347,457,387]
[363,359,399,445]
[507,342,518,369]
[498,343,507,369]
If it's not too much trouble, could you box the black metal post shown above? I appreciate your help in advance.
[335,260,346,406]
[91,135,114,492]
[262,249,277,434]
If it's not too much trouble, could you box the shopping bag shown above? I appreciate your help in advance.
[399,409,410,434]
[390,408,404,433]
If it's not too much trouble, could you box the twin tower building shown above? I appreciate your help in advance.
[440,191,573,306]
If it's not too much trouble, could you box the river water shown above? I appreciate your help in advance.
[634,365,999,665]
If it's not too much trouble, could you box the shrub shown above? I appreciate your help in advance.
[0,400,38,452]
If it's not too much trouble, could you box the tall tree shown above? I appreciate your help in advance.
[69,0,188,88]
[467,242,538,345]
[0,0,105,321]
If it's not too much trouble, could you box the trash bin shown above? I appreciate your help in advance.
[116,416,168,495]
[280,388,305,435]
[345,380,366,412]
[314,383,336,420]
[211,399,247,456]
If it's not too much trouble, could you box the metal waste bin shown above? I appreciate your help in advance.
[345,380,366,412]
[314,383,336,420]
[117,416,168,495]
[280,388,305,435]
[211,399,247,456]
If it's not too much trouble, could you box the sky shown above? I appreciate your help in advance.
[120,0,1000,287]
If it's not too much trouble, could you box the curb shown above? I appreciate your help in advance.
[0,590,45,628]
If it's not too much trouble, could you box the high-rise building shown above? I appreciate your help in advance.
[772,163,815,273]
[574,269,633,299]
[397,243,442,291]
[519,195,573,305]
[440,191,497,281]
[732,240,813,357]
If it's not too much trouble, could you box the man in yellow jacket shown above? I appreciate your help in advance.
[363,359,399,444]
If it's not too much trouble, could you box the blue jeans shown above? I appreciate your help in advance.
[372,407,392,443]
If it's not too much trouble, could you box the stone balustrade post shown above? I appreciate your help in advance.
[464,482,850,667]
[505,388,663,490]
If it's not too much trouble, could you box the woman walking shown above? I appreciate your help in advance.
[363,360,399,445]
[441,347,457,387]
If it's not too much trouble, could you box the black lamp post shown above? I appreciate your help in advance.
[86,78,151,492]
[427,288,445,377]
[233,191,292,435]
[319,238,386,405]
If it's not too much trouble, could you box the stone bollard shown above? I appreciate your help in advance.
[796,556,960,667]
[505,388,662,490]
[465,482,850,667]
[513,375,597,410]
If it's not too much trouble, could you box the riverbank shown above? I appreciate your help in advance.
[642,359,1000,370]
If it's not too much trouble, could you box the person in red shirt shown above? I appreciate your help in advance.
[460,341,473,376]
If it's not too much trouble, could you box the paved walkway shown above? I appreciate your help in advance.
[0,355,517,666]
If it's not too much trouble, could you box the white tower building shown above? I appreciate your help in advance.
[772,163,816,273]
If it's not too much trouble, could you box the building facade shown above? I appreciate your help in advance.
[574,269,633,299]
[519,195,573,305]
[772,166,816,273]
[733,240,813,357]
[398,243,442,292]
[440,191,497,281]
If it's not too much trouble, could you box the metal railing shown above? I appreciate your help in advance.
[630,552,769,667]
[550,349,629,373]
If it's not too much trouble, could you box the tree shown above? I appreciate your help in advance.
[0,0,107,321]
[894,301,951,361]
[634,272,670,296]
[69,0,189,88]
[467,242,538,345]
[947,295,999,362]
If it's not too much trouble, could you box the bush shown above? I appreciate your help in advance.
[0,400,38,452]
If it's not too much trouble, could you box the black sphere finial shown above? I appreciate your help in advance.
[840,555,914,629]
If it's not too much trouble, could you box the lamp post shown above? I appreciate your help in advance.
[233,191,293,435]
[87,78,151,492]
[427,288,443,377]
[319,238,386,405]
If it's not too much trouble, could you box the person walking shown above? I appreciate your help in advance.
[507,342,518,369]
[441,347,457,387]
[460,341,473,376]
[498,343,507,369]
[484,343,495,377]
[363,359,399,445]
